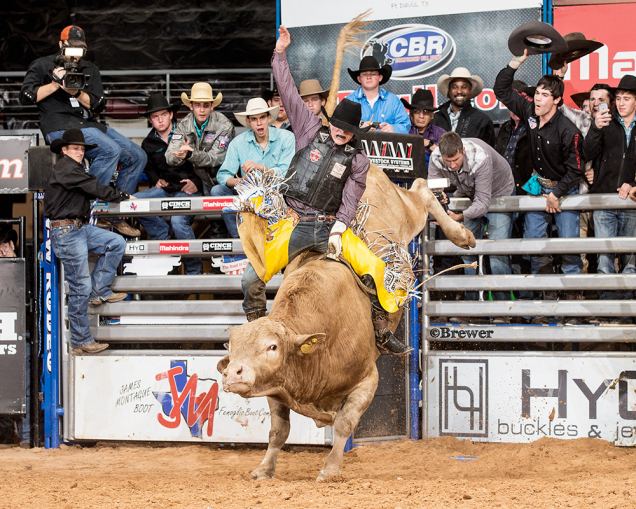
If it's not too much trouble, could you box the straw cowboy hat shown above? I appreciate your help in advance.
[508,21,567,56]
[234,98,279,128]
[437,67,484,98]
[549,32,604,70]
[347,56,392,86]
[298,79,329,98]
[50,128,97,154]
[181,82,222,108]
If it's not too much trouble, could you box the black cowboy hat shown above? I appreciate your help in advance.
[512,79,536,97]
[347,56,392,86]
[548,32,604,70]
[508,21,568,56]
[144,92,180,117]
[570,91,590,109]
[50,128,97,154]
[0,224,17,245]
[400,89,437,112]
[327,99,371,134]
[615,75,636,93]
[261,86,280,103]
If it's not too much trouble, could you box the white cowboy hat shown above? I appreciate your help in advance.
[437,67,484,99]
[233,97,279,128]
[181,82,222,108]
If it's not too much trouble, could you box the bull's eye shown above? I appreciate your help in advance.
[267,344,277,351]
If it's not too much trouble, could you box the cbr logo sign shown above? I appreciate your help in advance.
[362,24,456,80]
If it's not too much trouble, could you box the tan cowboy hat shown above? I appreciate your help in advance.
[298,79,329,98]
[181,82,222,108]
[437,67,484,99]
[234,98,279,128]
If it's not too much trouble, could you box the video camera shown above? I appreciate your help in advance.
[52,47,88,90]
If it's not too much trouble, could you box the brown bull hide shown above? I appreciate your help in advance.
[219,258,378,481]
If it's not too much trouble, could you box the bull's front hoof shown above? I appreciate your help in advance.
[250,466,275,480]
[316,467,343,482]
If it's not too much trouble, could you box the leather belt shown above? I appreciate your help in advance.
[297,214,337,222]
[50,218,83,228]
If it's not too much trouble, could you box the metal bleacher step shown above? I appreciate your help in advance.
[111,274,283,293]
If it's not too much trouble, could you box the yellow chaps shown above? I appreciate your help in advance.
[238,212,406,313]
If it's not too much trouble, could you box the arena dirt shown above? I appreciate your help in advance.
[0,437,634,508]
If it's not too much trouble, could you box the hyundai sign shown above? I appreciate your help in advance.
[362,24,456,80]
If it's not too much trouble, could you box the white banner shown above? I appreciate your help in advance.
[281,0,543,28]
[426,353,636,445]
[71,354,330,445]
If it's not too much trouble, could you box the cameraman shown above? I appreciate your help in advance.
[20,25,145,237]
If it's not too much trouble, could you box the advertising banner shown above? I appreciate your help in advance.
[555,3,636,108]
[0,136,30,194]
[282,1,542,124]
[72,354,330,444]
[426,352,636,445]
[0,260,27,414]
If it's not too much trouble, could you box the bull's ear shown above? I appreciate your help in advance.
[294,332,327,355]
[217,355,229,373]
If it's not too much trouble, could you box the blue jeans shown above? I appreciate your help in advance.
[134,187,202,275]
[523,186,581,275]
[463,212,513,300]
[210,184,239,238]
[47,127,147,194]
[593,208,636,299]
[241,220,332,314]
[51,224,125,347]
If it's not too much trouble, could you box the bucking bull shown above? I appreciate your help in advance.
[217,14,476,481]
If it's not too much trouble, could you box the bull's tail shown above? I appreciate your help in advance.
[324,10,371,117]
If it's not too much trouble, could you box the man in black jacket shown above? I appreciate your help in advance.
[21,25,145,237]
[135,93,202,275]
[433,67,495,145]
[585,74,636,303]
[45,129,132,354]
[494,50,584,285]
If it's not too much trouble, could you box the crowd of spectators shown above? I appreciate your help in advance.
[13,22,636,356]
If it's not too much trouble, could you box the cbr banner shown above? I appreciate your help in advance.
[555,3,636,108]
[426,352,636,445]
[71,354,330,444]
[283,4,542,124]
[0,136,30,194]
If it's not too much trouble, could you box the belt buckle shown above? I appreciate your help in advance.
[316,214,327,222]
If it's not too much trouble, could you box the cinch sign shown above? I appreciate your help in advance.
[362,24,456,80]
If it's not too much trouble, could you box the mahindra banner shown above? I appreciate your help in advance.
[426,353,636,445]
[555,3,636,109]
[71,354,329,444]
[281,0,542,124]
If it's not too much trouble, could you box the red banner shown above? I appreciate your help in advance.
[554,3,636,108]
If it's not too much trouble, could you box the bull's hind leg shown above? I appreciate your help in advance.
[317,369,379,481]
[250,397,290,480]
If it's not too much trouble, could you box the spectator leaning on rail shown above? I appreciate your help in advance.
[134,93,202,275]
[211,97,295,238]
[21,25,145,237]
[401,88,446,168]
[433,67,496,146]
[429,132,515,317]
[584,75,636,309]
[44,129,132,355]
[494,50,584,296]
[165,82,234,195]
[345,55,411,134]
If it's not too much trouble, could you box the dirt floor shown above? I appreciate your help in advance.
[0,437,634,509]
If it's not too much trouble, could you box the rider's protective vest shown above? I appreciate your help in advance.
[283,128,358,214]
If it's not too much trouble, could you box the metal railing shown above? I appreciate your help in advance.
[422,193,636,344]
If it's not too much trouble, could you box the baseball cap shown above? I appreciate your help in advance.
[60,25,87,48]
